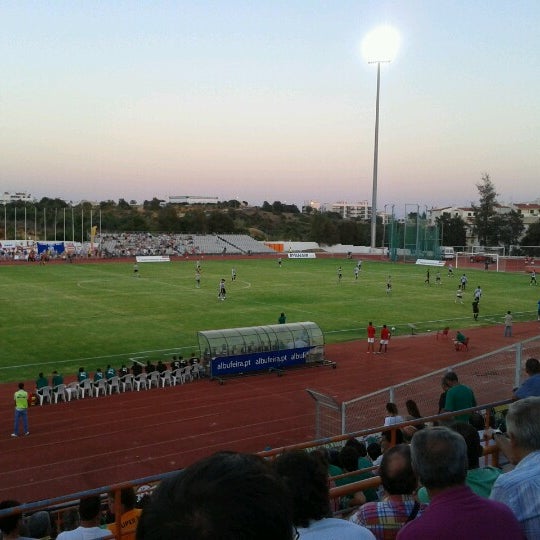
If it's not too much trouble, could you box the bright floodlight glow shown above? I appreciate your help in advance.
[362,25,400,63]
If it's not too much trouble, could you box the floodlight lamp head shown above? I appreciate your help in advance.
[362,25,400,64]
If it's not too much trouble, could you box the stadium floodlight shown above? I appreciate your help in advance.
[362,25,400,250]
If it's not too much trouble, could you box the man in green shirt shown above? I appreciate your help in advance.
[12,382,29,437]
[443,371,477,423]
[52,370,63,387]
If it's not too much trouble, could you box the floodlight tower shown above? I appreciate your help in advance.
[362,26,400,250]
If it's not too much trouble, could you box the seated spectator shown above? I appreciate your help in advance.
[490,396,540,538]
[384,403,404,426]
[51,370,64,388]
[56,496,110,540]
[170,356,181,371]
[513,358,540,399]
[344,438,379,502]
[36,372,49,398]
[350,444,426,539]
[367,441,382,464]
[145,360,156,374]
[0,499,32,539]
[27,511,52,540]
[93,368,104,382]
[131,362,142,377]
[454,330,467,350]
[107,487,141,540]
[335,446,371,509]
[156,360,166,374]
[136,451,294,540]
[77,367,88,383]
[105,364,116,380]
[417,422,501,501]
[397,427,523,539]
[273,450,375,539]
[403,399,425,439]
[60,508,79,532]
[119,364,129,377]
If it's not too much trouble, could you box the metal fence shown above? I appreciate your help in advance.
[312,334,540,437]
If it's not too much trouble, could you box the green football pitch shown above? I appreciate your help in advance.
[0,257,537,382]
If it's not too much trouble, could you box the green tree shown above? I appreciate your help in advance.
[472,173,498,246]
[489,210,524,247]
[436,214,467,247]
[520,220,540,256]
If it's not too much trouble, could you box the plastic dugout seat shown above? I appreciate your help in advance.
[108,376,120,394]
[53,384,68,404]
[183,365,193,383]
[436,327,450,340]
[172,368,185,385]
[38,386,52,406]
[134,373,148,391]
[121,374,134,392]
[147,371,160,389]
[160,370,173,387]
[78,379,93,398]
[66,382,80,401]
[93,379,107,397]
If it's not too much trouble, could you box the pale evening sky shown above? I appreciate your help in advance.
[1,1,539,211]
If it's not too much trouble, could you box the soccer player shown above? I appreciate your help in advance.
[424,268,430,285]
[460,273,468,290]
[386,275,392,294]
[448,263,454,277]
[531,270,537,285]
[218,278,227,301]
[367,322,376,354]
[435,270,441,285]
[133,263,139,277]
[378,325,390,353]
[337,266,343,283]
[455,286,463,304]
[231,267,237,281]
[195,270,201,288]
[354,266,359,280]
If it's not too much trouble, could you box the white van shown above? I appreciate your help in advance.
[440,246,455,260]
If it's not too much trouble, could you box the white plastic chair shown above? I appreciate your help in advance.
[94,379,107,397]
[121,373,134,392]
[53,384,67,403]
[38,386,52,405]
[172,368,185,385]
[108,376,120,394]
[183,365,193,383]
[66,382,80,401]
[134,373,148,391]
[147,371,160,389]
[160,370,173,387]
[78,379,93,398]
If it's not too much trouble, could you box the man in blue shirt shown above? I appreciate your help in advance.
[491,397,540,539]
[514,358,540,399]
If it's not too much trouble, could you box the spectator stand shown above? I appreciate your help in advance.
[198,321,335,385]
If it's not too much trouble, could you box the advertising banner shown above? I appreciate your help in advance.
[210,347,312,377]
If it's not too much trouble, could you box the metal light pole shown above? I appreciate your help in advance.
[362,26,400,251]
[370,60,384,250]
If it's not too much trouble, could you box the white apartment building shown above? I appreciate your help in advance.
[168,195,219,205]
[1,191,35,204]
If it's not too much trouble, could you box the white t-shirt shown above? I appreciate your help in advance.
[56,526,111,540]
[298,518,375,539]
[384,415,404,426]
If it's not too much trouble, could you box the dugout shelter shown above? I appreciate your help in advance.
[198,321,330,381]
